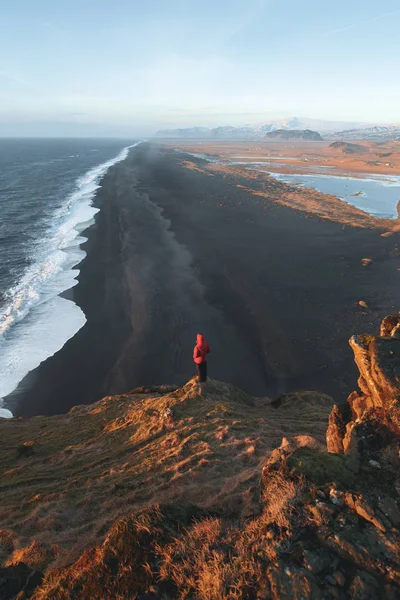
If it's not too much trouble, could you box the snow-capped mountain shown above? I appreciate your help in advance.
[330,126,400,141]
[155,117,398,140]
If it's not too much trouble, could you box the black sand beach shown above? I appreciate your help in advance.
[9,142,400,416]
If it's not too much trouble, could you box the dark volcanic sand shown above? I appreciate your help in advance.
[9,143,400,417]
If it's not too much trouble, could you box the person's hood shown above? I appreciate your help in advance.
[196,333,205,345]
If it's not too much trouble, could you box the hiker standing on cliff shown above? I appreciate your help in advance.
[193,334,211,382]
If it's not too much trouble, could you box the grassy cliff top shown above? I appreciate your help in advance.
[0,378,332,574]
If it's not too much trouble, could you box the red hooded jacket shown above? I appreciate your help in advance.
[193,334,211,364]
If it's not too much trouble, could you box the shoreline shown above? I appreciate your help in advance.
[0,143,134,417]
[8,142,400,417]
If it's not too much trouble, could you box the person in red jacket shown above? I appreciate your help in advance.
[193,333,211,382]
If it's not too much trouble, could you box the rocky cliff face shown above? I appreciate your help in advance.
[327,313,400,476]
[1,319,400,599]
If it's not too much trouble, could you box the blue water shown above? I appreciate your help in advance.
[0,139,135,416]
[181,149,400,219]
[253,170,400,219]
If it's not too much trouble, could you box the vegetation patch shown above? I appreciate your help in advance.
[286,448,355,488]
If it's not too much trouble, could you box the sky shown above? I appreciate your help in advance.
[0,0,399,136]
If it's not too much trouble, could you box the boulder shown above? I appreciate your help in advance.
[327,404,351,453]
[381,313,400,337]
[361,258,373,267]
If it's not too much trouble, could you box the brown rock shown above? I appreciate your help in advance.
[354,498,386,532]
[381,313,400,337]
[329,488,345,507]
[350,335,400,414]
[342,424,361,473]
[361,258,373,267]
[332,570,346,586]
[345,493,387,532]
[322,522,400,580]
[327,404,351,454]
[303,549,331,574]
[349,570,379,600]
[267,561,324,600]
[347,391,375,420]
[378,496,400,527]
[308,502,338,525]
[325,329,400,463]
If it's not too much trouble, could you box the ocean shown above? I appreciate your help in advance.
[0,138,134,417]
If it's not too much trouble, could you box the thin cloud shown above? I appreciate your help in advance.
[321,9,400,37]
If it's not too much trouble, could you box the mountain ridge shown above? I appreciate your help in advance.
[155,117,400,140]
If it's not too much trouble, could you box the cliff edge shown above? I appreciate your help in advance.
[0,317,399,599]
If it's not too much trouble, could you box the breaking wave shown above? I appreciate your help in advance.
[0,143,138,417]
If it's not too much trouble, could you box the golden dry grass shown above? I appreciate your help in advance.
[208,165,399,231]
[0,378,332,573]
[171,139,400,177]
[175,143,400,232]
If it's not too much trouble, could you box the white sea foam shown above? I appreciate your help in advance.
[0,142,140,417]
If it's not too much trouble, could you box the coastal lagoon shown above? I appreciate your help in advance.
[181,149,400,220]
[252,170,400,219]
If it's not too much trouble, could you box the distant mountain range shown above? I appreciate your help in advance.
[155,117,400,141]
[330,126,400,142]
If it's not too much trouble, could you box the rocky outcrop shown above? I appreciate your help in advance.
[259,443,400,598]
[327,314,400,476]
[326,403,351,454]
[319,315,400,597]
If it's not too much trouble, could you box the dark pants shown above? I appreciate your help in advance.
[196,362,207,382]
